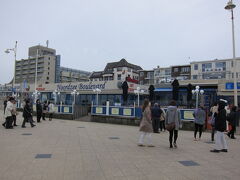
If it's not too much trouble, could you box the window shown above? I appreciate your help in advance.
[194,64,198,70]
[193,75,198,79]
[174,68,178,72]
[46,77,49,80]
[181,67,190,73]
[231,61,234,67]
[48,72,49,75]
[140,72,144,77]
[48,62,50,65]
[48,67,50,70]
[215,62,226,70]
[48,57,50,60]
[202,63,212,72]
[117,67,122,71]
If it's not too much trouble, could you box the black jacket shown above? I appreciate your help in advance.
[23,104,32,118]
[227,111,237,127]
[36,103,42,115]
[151,106,163,118]
[215,109,227,132]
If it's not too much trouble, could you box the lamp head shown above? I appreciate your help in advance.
[137,87,140,91]
[225,1,236,10]
[200,90,204,94]
[192,90,195,94]
[5,49,10,54]
[196,86,200,90]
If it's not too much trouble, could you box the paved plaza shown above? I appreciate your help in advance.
[0,111,240,180]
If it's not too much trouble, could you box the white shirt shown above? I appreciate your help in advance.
[48,103,55,113]
[4,101,14,118]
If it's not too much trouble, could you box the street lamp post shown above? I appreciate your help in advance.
[71,89,77,105]
[225,0,238,106]
[93,88,102,105]
[5,41,18,96]
[53,90,60,104]
[35,49,39,96]
[192,86,204,109]
[134,87,144,107]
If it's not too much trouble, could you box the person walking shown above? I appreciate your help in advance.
[42,101,48,120]
[138,99,154,147]
[36,99,42,123]
[165,100,181,148]
[48,101,55,121]
[227,106,237,139]
[4,97,15,129]
[210,100,228,153]
[193,105,206,141]
[12,99,18,126]
[151,103,162,133]
[209,102,218,141]
[22,100,35,128]
[159,105,166,132]
[3,96,9,115]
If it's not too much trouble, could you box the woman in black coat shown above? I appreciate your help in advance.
[22,100,35,128]
[210,100,228,153]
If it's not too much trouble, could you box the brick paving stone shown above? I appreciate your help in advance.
[0,110,240,180]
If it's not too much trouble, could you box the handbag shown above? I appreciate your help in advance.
[166,122,175,131]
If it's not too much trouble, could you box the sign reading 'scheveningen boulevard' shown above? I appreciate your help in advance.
[57,82,107,91]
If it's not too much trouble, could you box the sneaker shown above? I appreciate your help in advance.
[227,133,230,138]
[21,126,26,128]
[14,124,17,126]
[138,144,145,147]
[31,124,36,128]
[173,143,177,148]
[221,149,228,152]
[2,123,5,127]
[210,149,220,153]
[231,137,236,139]
[170,144,173,148]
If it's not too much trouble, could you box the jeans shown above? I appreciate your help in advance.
[169,129,178,145]
[194,123,203,139]
[152,117,160,133]
[160,120,165,131]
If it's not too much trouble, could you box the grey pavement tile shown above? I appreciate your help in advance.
[178,160,200,166]
[22,133,32,135]
[35,154,52,159]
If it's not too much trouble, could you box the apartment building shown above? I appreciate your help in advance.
[171,65,191,80]
[154,66,171,84]
[190,58,240,80]
[138,70,154,85]
[89,58,142,82]
[15,45,91,85]
[15,45,59,84]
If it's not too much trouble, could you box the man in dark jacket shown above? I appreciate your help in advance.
[36,99,42,123]
[22,100,35,128]
[210,100,228,153]
[151,103,163,133]
[227,106,237,139]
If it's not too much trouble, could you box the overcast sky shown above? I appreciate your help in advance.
[1,0,240,84]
